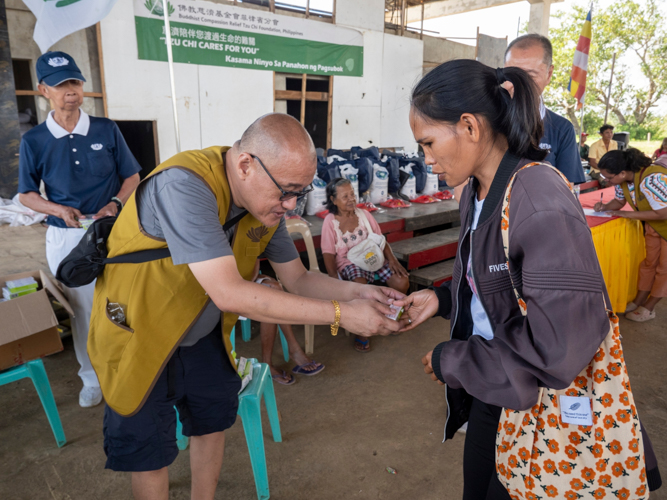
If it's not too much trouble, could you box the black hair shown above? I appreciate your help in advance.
[598,148,652,175]
[599,124,614,134]
[325,177,352,214]
[505,34,553,67]
[411,59,547,161]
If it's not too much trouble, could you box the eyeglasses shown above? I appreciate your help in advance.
[249,154,314,201]
[599,172,622,181]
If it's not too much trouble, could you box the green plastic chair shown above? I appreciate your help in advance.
[0,359,66,448]
[176,359,282,500]
[237,319,289,362]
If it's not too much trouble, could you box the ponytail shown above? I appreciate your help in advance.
[598,148,652,175]
[411,59,546,161]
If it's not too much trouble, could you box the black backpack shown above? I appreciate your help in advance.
[56,210,247,288]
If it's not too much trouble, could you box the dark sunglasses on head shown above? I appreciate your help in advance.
[249,154,314,201]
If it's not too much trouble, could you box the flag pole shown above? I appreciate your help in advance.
[161,0,181,153]
[578,3,593,139]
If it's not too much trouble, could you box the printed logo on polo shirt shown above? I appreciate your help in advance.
[48,57,69,67]
[90,143,104,151]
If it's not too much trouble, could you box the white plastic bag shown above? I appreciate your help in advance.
[399,164,417,200]
[0,194,46,226]
[369,163,389,205]
[423,173,439,195]
[340,163,359,202]
[306,177,328,215]
[327,154,347,164]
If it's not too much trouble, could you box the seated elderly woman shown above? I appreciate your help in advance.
[321,178,409,352]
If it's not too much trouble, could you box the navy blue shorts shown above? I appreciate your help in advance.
[103,322,241,472]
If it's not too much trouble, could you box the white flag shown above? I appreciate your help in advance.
[21,0,120,54]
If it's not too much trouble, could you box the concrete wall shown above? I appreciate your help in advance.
[477,33,507,68]
[100,0,274,160]
[379,34,422,149]
[333,0,423,151]
[0,0,21,198]
[423,35,476,66]
[335,0,385,32]
[7,0,421,163]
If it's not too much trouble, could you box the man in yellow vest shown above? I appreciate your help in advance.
[89,113,407,499]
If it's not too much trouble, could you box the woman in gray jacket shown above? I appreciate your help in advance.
[398,60,661,499]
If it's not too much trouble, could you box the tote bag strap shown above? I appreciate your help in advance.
[500,162,574,317]
[356,208,386,250]
[355,208,374,234]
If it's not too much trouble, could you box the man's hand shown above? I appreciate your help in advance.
[339,299,409,336]
[388,257,409,278]
[59,205,84,228]
[422,351,444,385]
[93,202,119,219]
[394,289,439,332]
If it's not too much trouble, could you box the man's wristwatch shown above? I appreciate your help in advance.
[111,197,123,213]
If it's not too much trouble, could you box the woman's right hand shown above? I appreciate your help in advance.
[594,202,605,212]
[394,289,440,332]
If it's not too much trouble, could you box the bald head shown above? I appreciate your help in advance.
[226,113,317,227]
[239,113,316,163]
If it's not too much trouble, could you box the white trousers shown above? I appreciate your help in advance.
[45,226,99,388]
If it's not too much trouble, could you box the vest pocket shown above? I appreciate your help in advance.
[104,298,134,370]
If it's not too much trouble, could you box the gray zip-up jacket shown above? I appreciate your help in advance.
[431,152,661,489]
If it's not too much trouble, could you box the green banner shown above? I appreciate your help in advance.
[134,15,363,77]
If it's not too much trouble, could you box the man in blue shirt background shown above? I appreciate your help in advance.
[505,34,585,184]
[18,51,141,408]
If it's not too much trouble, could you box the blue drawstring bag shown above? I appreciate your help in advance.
[355,157,374,195]
[384,156,401,193]
[326,149,352,160]
[351,146,380,162]
[401,157,427,193]
[317,157,341,183]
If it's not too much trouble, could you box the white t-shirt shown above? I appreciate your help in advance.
[466,196,494,340]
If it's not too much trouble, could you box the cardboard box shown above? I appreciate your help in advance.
[0,270,74,371]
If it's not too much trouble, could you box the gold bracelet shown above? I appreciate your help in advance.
[330,300,341,336]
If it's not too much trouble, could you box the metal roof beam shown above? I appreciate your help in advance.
[403,0,563,23]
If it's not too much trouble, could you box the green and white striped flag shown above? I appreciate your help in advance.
[21,0,119,53]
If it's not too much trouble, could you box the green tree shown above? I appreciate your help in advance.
[545,0,667,138]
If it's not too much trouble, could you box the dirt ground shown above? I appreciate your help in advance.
[0,225,665,500]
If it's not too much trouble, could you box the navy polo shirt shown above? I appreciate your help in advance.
[539,108,585,184]
[18,109,141,227]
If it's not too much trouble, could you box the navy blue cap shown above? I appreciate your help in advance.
[36,51,86,87]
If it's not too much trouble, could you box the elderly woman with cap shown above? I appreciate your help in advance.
[17,51,142,408]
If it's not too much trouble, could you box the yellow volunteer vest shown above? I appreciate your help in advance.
[88,146,277,416]
[621,164,667,241]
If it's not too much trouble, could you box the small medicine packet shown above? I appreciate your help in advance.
[79,216,95,230]
[386,304,404,321]
[107,302,127,326]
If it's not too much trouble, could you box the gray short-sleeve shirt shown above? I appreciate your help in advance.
[136,167,299,346]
